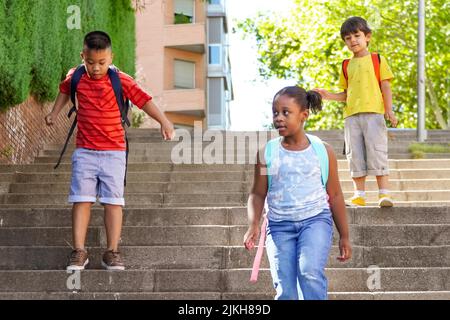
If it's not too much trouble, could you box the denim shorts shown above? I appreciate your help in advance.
[68,148,126,206]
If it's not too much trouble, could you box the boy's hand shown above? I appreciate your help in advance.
[337,237,352,262]
[313,88,331,100]
[385,110,398,128]
[160,120,175,140]
[243,225,260,251]
[45,113,55,126]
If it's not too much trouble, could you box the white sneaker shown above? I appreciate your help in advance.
[378,194,394,207]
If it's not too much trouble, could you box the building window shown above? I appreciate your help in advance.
[208,45,221,65]
[174,59,195,89]
[208,78,224,126]
[174,0,194,24]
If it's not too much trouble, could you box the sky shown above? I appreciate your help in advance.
[227,0,296,131]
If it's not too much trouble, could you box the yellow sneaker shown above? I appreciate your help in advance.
[378,194,394,207]
[345,196,366,207]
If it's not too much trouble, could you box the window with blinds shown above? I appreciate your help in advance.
[174,0,194,24]
[174,59,195,89]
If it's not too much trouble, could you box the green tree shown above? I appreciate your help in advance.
[238,0,450,130]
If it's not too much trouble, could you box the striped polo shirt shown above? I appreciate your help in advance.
[59,67,152,151]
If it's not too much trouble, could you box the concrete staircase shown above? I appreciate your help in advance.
[0,129,449,299]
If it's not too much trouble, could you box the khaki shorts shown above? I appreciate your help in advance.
[344,113,389,178]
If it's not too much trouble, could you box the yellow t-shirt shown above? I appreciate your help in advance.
[338,54,394,118]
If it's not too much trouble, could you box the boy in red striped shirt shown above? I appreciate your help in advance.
[45,31,174,271]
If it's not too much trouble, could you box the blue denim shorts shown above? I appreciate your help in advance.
[68,148,126,206]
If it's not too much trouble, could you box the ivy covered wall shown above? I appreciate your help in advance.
[0,0,136,110]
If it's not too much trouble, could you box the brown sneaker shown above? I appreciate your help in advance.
[102,250,125,271]
[67,249,89,271]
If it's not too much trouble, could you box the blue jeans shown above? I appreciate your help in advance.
[265,209,333,300]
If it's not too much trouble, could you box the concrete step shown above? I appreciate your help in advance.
[34,152,345,163]
[39,143,417,154]
[347,159,450,169]
[11,171,247,183]
[2,190,449,205]
[7,168,450,185]
[339,179,450,191]
[227,246,450,268]
[0,290,449,300]
[0,173,15,183]
[0,245,449,270]
[8,182,249,194]
[3,159,450,174]
[1,201,449,209]
[0,193,247,206]
[1,207,449,227]
[0,291,223,300]
[31,152,442,164]
[328,291,450,300]
[1,225,449,247]
[0,163,251,173]
[406,153,450,159]
[0,268,448,292]
[0,207,233,227]
[0,183,9,195]
[0,173,14,195]
[52,128,450,140]
[8,179,450,195]
[338,169,450,180]
[36,152,419,165]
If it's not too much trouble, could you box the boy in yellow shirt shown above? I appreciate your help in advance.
[315,16,398,207]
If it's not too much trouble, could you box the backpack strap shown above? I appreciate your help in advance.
[342,58,350,86]
[70,65,86,108]
[107,66,131,186]
[108,66,131,127]
[264,137,281,191]
[371,52,381,88]
[54,65,85,169]
[305,134,329,186]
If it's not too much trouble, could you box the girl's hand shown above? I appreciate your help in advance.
[160,120,175,140]
[243,225,260,251]
[337,237,352,262]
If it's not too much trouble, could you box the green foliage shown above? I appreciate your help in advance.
[237,0,450,130]
[174,13,193,24]
[0,0,33,107]
[0,0,136,110]
[409,142,450,153]
[0,145,13,160]
[131,108,145,128]
[410,150,424,159]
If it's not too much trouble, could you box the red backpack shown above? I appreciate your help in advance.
[342,52,381,88]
